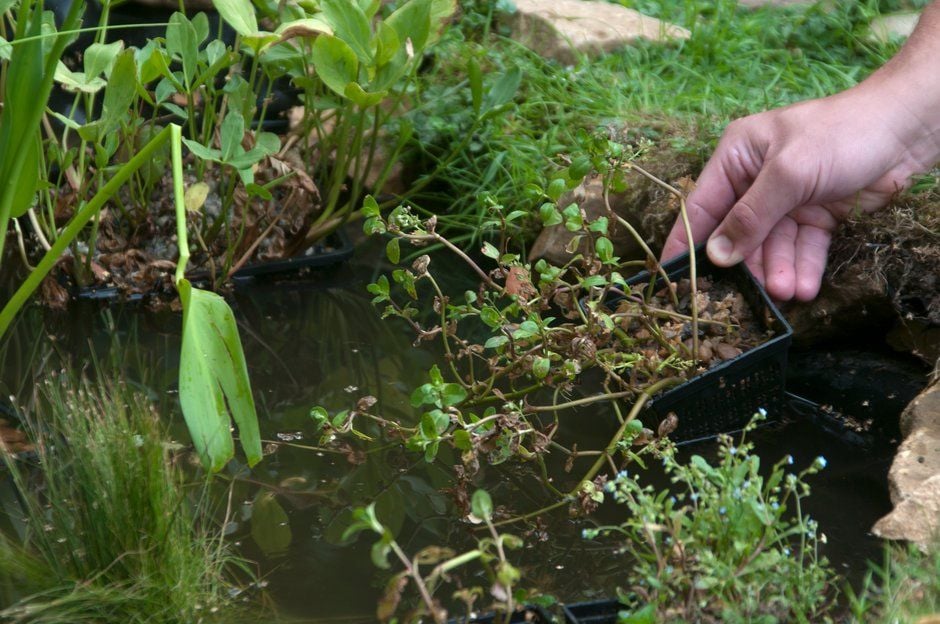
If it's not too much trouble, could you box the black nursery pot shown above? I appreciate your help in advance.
[617,245,793,442]
[561,600,621,624]
[449,605,555,624]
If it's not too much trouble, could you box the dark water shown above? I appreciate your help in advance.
[0,236,930,622]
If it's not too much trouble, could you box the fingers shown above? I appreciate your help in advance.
[706,159,806,268]
[793,224,832,301]
[762,217,798,301]
[661,138,752,261]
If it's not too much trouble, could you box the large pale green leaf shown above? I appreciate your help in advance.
[310,34,358,99]
[344,81,386,107]
[55,62,106,93]
[178,279,262,472]
[319,0,372,63]
[212,0,258,36]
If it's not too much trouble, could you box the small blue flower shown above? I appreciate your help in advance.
[729,446,737,456]
[786,455,794,465]
[690,493,699,502]
[758,407,768,417]
[816,456,828,469]
[783,547,791,557]
[719,506,727,515]
[771,502,779,510]
[617,469,629,480]
[604,481,616,493]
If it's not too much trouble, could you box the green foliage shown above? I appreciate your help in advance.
[583,415,837,623]
[848,543,940,623]
[0,375,253,623]
[178,279,263,472]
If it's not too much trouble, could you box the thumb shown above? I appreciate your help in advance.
[706,160,806,267]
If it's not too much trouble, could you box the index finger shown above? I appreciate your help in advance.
[661,156,739,261]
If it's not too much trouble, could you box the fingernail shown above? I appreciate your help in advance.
[707,235,739,265]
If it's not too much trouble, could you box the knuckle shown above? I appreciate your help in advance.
[726,200,761,234]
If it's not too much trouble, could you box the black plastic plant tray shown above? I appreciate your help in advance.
[561,600,621,624]
[231,228,354,279]
[449,605,554,623]
[610,245,793,442]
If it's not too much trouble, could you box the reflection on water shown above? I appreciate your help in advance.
[0,236,928,621]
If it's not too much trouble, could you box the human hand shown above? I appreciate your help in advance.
[661,86,940,301]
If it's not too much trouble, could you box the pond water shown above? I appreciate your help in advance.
[0,233,929,622]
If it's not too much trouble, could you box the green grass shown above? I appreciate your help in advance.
[849,544,940,623]
[404,0,900,243]
[0,374,256,623]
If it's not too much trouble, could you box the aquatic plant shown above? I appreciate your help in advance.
[0,374,257,623]
[583,414,837,622]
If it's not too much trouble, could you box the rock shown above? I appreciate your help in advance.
[868,11,921,44]
[506,0,690,65]
[873,381,940,550]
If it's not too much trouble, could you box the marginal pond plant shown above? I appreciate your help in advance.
[583,414,836,623]
[0,374,256,623]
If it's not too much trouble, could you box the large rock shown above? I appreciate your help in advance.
[873,381,940,550]
[506,0,690,64]
[868,11,922,44]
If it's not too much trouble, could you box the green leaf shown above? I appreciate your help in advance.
[84,41,124,78]
[532,356,550,380]
[212,0,258,36]
[344,81,387,107]
[453,429,472,451]
[374,21,400,67]
[440,383,466,408]
[386,238,400,264]
[99,50,138,136]
[310,34,359,99]
[484,335,508,349]
[547,178,567,202]
[320,0,373,63]
[484,66,521,111]
[362,195,380,218]
[220,111,246,162]
[481,242,499,259]
[471,489,493,521]
[595,236,614,263]
[251,491,292,555]
[166,12,199,87]
[539,203,563,226]
[178,279,262,472]
[181,137,222,161]
[386,0,432,54]
[468,56,482,114]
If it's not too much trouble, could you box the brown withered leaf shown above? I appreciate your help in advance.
[40,276,69,310]
[376,574,408,622]
[658,412,679,438]
[505,266,537,300]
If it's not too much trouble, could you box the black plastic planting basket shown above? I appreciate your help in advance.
[617,246,793,442]
[562,600,621,624]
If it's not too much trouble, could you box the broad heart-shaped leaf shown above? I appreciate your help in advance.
[212,0,258,36]
[178,279,262,472]
[273,17,333,43]
[319,0,372,64]
[99,50,138,136]
[310,34,358,99]
[386,0,431,54]
[373,21,400,68]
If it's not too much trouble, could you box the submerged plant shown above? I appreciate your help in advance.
[583,414,837,623]
[0,374,256,623]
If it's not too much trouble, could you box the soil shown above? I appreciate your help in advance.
[606,274,777,384]
[37,167,323,308]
